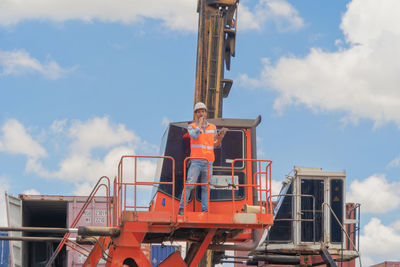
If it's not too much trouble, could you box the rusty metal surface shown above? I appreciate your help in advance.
[18,194,109,202]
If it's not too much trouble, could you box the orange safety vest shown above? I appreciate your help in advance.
[189,122,216,162]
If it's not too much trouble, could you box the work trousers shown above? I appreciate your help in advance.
[179,160,213,212]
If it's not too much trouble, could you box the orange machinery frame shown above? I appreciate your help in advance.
[82,127,274,266]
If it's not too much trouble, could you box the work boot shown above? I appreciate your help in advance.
[178,208,184,216]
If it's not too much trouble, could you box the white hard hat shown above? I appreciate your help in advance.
[194,102,207,112]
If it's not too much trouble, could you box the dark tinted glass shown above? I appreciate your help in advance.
[330,179,343,243]
[158,125,190,199]
[214,130,244,168]
[268,183,293,242]
[301,179,324,242]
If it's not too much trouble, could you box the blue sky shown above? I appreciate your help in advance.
[1,0,400,264]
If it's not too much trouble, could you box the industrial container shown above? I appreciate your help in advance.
[151,244,179,266]
[6,194,111,267]
[0,232,10,267]
[370,262,400,267]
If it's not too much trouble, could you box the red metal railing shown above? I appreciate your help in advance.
[46,176,111,267]
[180,157,273,216]
[231,159,272,214]
[115,155,175,225]
[113,155,272,222]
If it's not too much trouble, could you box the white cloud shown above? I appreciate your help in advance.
[72,182,102,196]
[239,0,400,127]
[0,0,302,33]
[347,174,400,213]
[360,218,400,261]
[361,256,375,267]
[1,117,158,208]
[270,179,283,197]
[239,5,262,31]
[22,188,40,195]
[239,0,304,32]
[50,119,67,134]
[0,117,157,187]
[387,156,400,168]
[340,0,400,45]
[0,49,70,79]
[391,219,400,232]
[0,0,198,31]
[56,146,134,182]
[0,119,47,158]
[0,177,10,226]
[266,0,304,32]
[24,117,157,184]
[68,116,138,155]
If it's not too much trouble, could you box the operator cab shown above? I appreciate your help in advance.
[150,117,265,215]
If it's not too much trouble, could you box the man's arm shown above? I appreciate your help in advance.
[188,124,202,139]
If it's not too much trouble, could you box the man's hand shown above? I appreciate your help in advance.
[215,127,228,148]
[218,127,228,140]
[199,117,206,127]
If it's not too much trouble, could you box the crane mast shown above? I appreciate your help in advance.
[194,0,238,118]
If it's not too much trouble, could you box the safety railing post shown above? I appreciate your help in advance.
[118,157,124,225]
[113,178,117,226]
[231,161,235,215]
[116,155,175,221]
[207,160,210,213]
[183,157,188,215]
[46,176,111,267]
[258,161,262,210]
[231,159,273,215]
[134,157,137,213]
[171,158,175,218]
[270,163,272,212]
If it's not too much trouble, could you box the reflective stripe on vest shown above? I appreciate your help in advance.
[192,144,206,149]
[189,122,216,162]
[191,144,214,150]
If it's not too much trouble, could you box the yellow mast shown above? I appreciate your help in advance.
[194,0,238,118]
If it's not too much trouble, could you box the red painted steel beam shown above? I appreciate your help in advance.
[83,236,111,267]
[189,228,217,267]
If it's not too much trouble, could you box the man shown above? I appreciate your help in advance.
[178,102,227,215]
